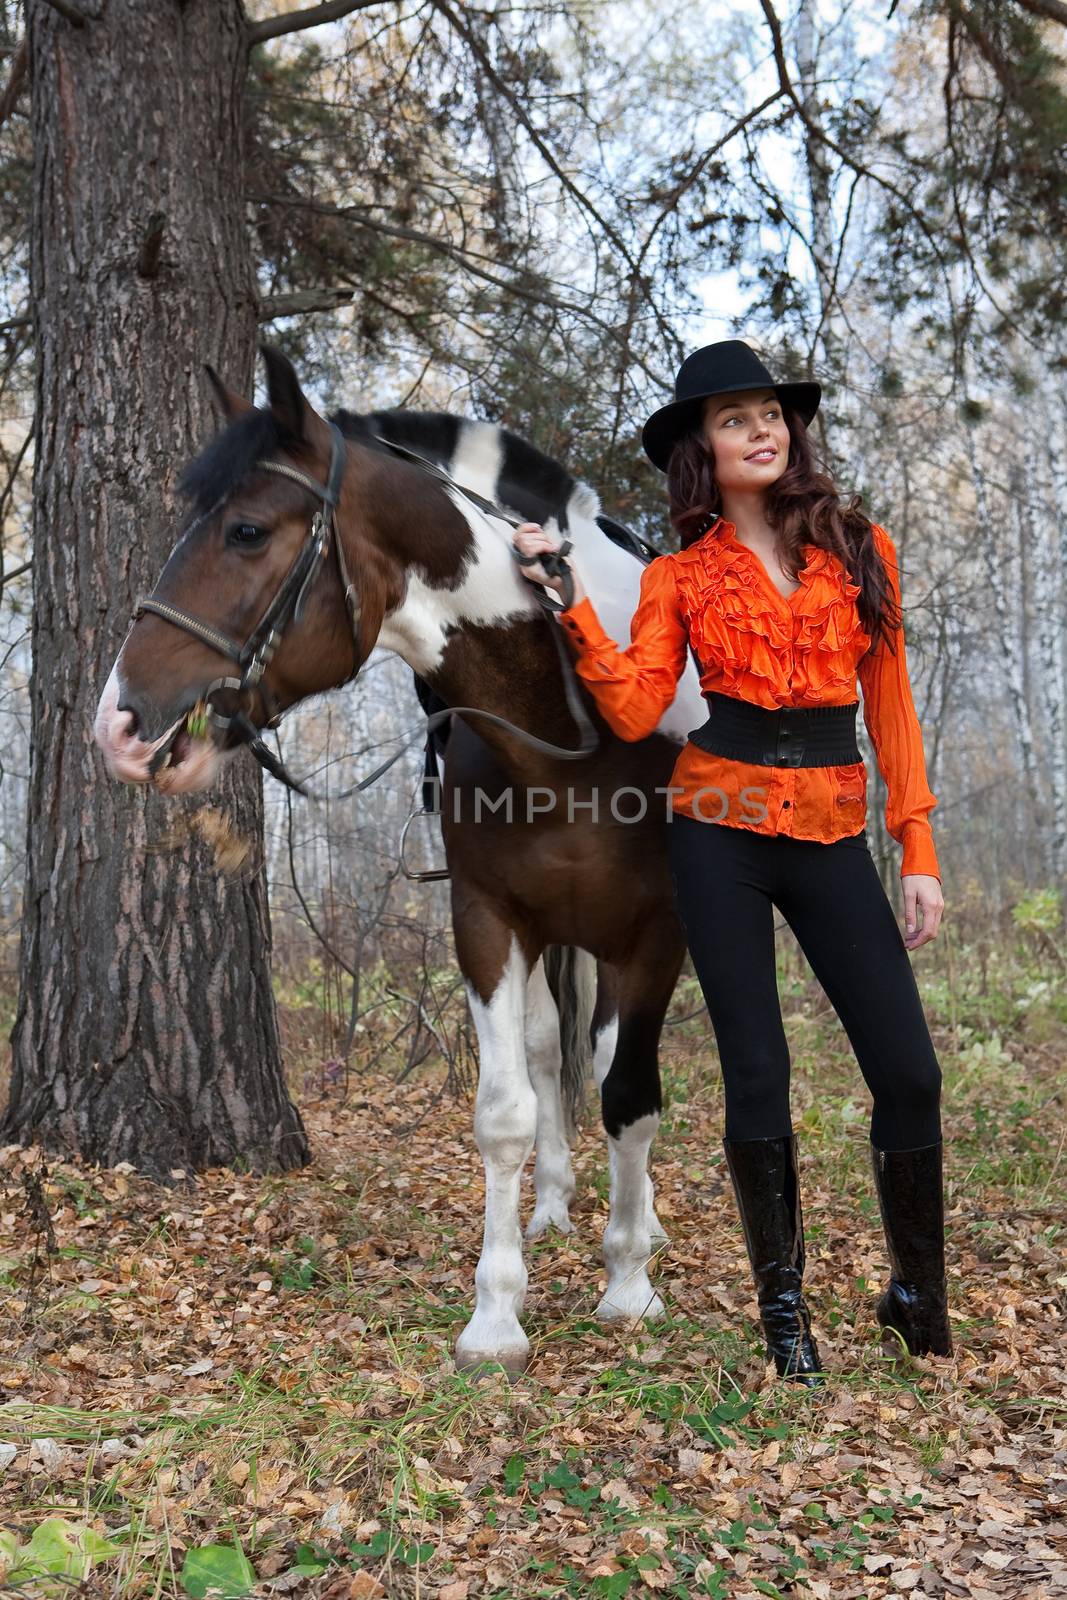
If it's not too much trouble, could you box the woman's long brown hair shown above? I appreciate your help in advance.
[664,402,900,654]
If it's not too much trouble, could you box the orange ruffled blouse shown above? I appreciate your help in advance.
[558,518,941,881]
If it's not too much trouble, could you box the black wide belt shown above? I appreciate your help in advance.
[687,691,862,768]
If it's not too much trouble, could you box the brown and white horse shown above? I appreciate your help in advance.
[94,348,706,1372]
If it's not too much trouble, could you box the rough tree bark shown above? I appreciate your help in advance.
[1,0,309,1178]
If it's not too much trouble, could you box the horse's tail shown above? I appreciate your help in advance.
[542,944,597,1138]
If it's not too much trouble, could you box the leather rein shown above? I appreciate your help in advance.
[132,422,599,799]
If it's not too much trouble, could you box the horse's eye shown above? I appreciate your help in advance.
[228,522,269,548]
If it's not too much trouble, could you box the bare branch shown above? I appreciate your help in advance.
[247,0,383,46]
[0,36,27,130]
[251,192,670,387]
[0,315,31,335]
[603,87,787,447]
[429,0,677,353]
[758,0,953,297]
[259,287,355,319]
[1,558,31,588]
[41,0,91,25]
[1014,0,1067,24]
[0,423,33,573]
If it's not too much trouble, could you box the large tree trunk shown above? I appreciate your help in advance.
[1,0,309,1179]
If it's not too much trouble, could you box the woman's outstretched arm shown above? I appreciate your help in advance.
[512,522,689,742]
[858,524,942,886]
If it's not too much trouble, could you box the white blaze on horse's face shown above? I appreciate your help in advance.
[93,661,231,795]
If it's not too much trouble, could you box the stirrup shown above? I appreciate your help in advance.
[398,808,450,882]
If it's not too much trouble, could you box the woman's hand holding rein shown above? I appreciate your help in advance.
[512,522,588,607]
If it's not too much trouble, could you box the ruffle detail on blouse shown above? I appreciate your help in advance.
[792,546,872,697]
[674,531,872,705]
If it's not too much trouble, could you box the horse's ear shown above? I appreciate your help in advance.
[261,344,313,441]
[204,364,251,422]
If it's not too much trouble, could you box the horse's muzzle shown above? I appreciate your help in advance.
[93,665,232,795]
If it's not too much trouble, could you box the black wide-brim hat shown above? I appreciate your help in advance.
[641,339,821,472]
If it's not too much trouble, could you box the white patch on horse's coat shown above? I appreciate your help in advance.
[455,933,538,1372]
[597,1110,666,1324]
[449,419,505,501]
[376,419,703,742]
[523,957,576,1240]
[375,419,539,672]
[377,524,543,675]
[644,1169,669,1248]
[560,500,702,744]
[592,1016,619,1090]
[591,1012,668,1304]
[375,505,539,676]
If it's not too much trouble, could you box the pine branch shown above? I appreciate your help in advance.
[948,2,1030,98]
[247,0,383,46]
[0,36,27,130]
[259,287,354,318]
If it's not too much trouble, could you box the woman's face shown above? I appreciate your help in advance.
[701,387,791,497]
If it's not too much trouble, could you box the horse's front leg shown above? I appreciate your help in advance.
[455,920,540,1374]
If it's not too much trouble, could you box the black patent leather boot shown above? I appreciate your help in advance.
[870,1140,953,1358]
[722,1134,824,1386]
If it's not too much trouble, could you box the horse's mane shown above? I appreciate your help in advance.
[337,409,664,568]
[177,403,580,519]
[331,406,600,528]
[178,407,289,518]
[334,406,655,563]
[177,401,656,565]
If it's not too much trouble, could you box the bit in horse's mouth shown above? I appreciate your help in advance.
[148,718,185,778]
[148,702,218,778]
[166,729,194,771]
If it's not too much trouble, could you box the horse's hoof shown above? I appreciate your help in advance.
[454,1343,530,1379]
[595,1286,666,1323]
[455,1321,530,1377]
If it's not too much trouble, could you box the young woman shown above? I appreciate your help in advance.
[512,339,952,1384]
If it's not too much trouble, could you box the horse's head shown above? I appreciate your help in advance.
[95,347,391,795]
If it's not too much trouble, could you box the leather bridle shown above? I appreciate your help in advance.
[133,422,362,788]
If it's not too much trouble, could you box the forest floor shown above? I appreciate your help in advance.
[0,929,1065,1599]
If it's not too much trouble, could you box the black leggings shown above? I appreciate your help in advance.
[666,813,942,1152]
